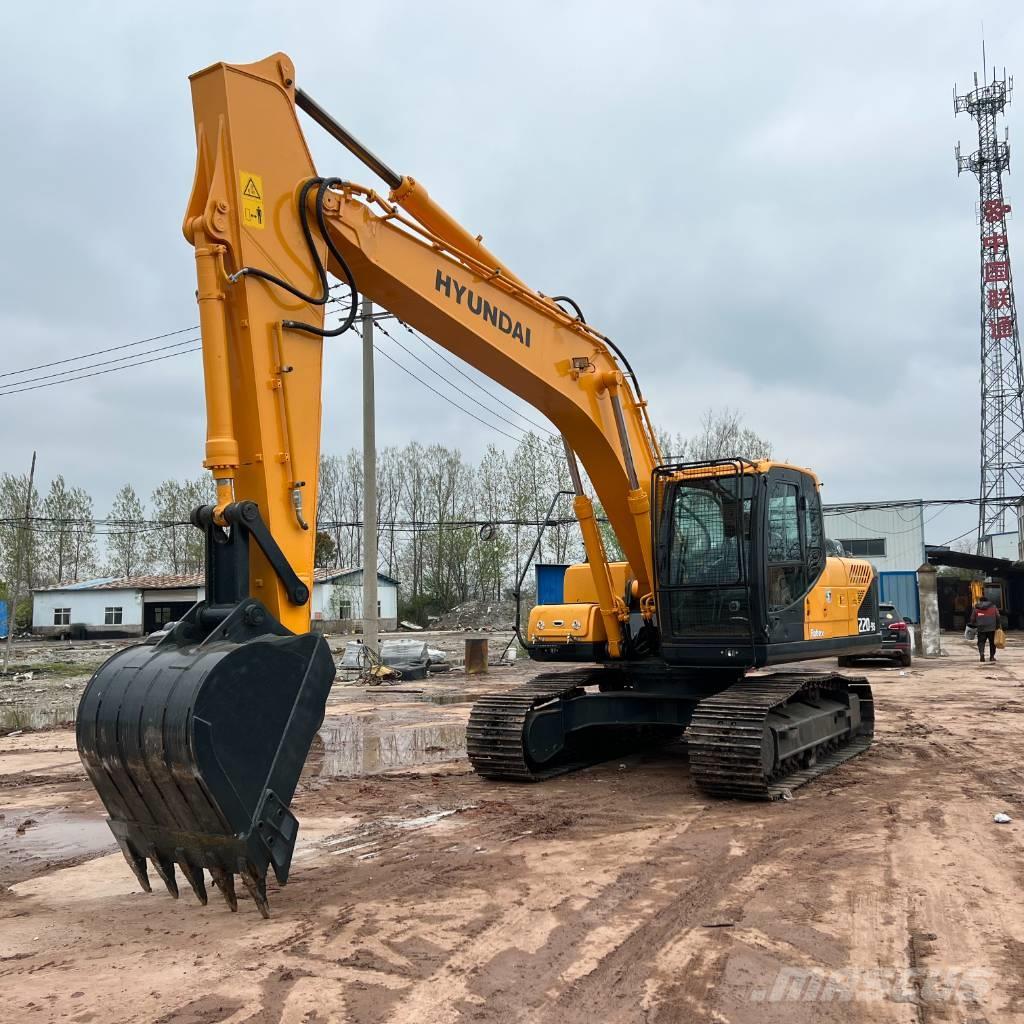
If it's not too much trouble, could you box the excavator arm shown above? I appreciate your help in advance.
[182,53,661,645]
[76,53,663,917]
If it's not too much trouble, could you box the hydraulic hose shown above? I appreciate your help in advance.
[229,177,359,338]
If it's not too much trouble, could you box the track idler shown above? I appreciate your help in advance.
[76,598,335,917]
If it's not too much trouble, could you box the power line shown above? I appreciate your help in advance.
[373,322,565,462]
[0,346,202,397]
[14,496,1011,530]
[374,321,546,442]
[397,320,558,437]
[940,524,978,548]
[9,495,1016,540]
[822,496,1024,514]
[3,515,585,538]
[1,325,199,381]
[2,280,349,386]
[371,341,525,444]
[827,504,951,538]
[0,337,199,392]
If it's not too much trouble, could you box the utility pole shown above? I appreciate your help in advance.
[3,450,36,675]
[361,296,379,654]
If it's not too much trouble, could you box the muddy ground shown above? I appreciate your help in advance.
[2,637,1024,1022]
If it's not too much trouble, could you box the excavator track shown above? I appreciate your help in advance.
[467,670,600,781]
[687,672,874,800]
[469,670,874,797]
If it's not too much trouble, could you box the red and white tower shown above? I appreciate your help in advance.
[955,63,1024,556]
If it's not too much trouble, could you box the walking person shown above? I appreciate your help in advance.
[969,597,1000,662]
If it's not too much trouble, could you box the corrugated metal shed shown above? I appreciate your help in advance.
[879,571,921,622]
[823,501,926,574]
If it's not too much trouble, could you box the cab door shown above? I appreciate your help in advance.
[653,461,760,667]
[762,467,826,648]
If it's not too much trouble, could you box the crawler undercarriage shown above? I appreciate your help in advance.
[467,669,874,799]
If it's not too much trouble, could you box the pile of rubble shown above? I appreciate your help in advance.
[434,597,517,631]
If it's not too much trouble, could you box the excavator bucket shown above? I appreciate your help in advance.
[76,598,335,917]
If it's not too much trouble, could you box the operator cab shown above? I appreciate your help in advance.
[654,458,858,668]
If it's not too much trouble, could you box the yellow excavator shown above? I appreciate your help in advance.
[77,54,879,917]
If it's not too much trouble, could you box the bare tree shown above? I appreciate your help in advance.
[106,484,154,578]
[661,408,773,463]
[472,445,514,600]
[39,476,96,584]
[398,441,428,601]
[0,471,40,591]
[65,487,97,582]
[318,452,364,569]
[376,446,402,578]
[150,477,214,575]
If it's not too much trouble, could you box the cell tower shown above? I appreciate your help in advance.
[955,60,1024,557]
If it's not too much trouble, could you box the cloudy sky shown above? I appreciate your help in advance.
[2,0,1019,547]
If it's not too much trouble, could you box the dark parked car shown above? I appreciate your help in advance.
[838,602,913,668]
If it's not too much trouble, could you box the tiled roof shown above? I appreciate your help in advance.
[34,566,397,592]
[315,567,402,585]
[35,573,204,593]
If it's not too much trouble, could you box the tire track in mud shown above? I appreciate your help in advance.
[524,726,987,1024]
[377,761,892,1024]
[534,807,877,1023]
[527,824,776,1023]
[167,730,953,1023]
[872,685,1024,1024]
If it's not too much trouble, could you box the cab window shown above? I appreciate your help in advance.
[666,478,751,587]
[802,480,825,577]
[767,480,805,611]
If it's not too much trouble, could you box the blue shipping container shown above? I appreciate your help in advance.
[878,571,920,623]
[0,600,7,639]
[535,563,569,605]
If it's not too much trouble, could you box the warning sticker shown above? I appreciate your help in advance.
[239,171,265,230]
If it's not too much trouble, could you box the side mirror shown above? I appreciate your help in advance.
[903,616,912,624]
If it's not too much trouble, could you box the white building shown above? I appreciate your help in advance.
[33,574,204,638]
[33,567,399,638]
[982,530,1020,561]
[823,500,926,621]
[313,568,400,632]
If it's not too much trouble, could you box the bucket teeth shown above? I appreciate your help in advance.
[151,852,179,899]
[116,838,151,893]
[239,861,271,919]
[210,867,238,913]
[175,849,208,906]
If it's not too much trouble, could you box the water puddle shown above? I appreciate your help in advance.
[1,703,78,734]
[410,692,472,705]
[318,709,466,777]
[353,688,472,706]
[0,808,114,872]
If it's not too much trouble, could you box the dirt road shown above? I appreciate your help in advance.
[2,640,1024,1022]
